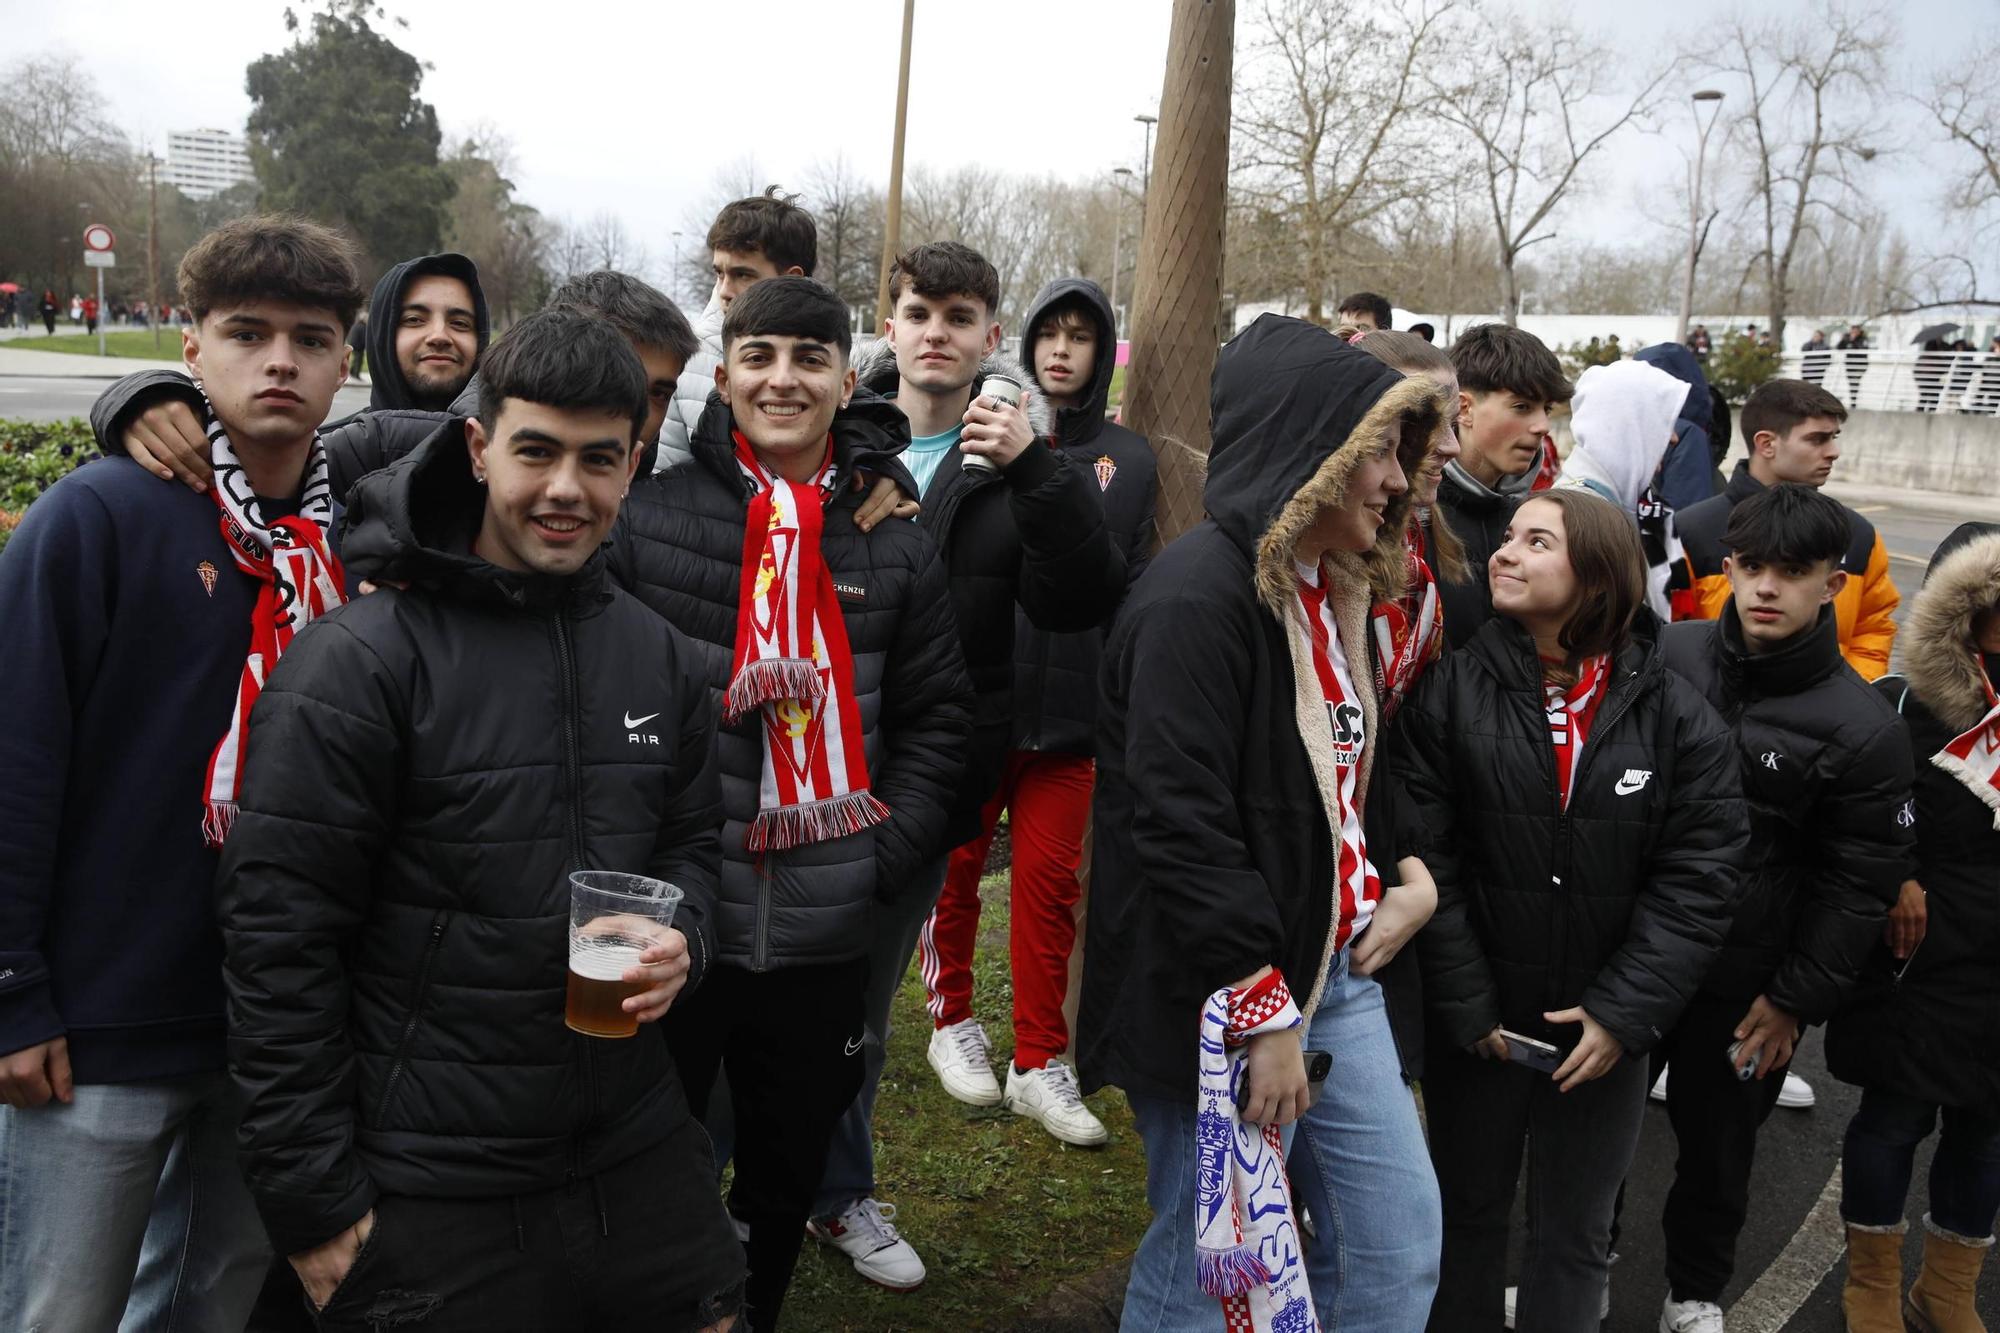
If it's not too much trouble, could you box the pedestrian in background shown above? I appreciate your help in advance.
[1830,521,2000,1333]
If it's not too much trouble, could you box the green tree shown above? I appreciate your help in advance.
[244,1,453,269]
[442,130,549,326]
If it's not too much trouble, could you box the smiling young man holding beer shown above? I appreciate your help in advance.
[214,308,745,1331]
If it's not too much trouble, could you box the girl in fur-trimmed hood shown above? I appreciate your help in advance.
[1828,522,2000,1333]
[1080,315,1450,1329]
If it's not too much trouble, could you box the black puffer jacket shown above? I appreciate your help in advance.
[608,392,973,969]
[1011,279,1158,755]
[1394,614,1746,1054]
[853,341,1125,842]
[1433,462,1511,649]
[1080,315,1449,1103]
[1829,523,2000,1118]
[216,425,721,1255]
[1660,606,1912,1021]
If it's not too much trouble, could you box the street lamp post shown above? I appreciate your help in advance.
[1677,89,1726,344]
[1109,167,1135,331]
[1133,113,1157,233]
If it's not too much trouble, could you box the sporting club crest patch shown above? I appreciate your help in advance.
[1094,455,1117,491]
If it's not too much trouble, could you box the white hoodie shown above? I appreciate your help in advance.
[1555,359,1690,617]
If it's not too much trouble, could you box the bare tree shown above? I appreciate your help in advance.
[1231,0,1457,323]
[1925,35,2000,228]
[801,156,885,316]
[1714,7,1892,346]
[1428,8,1678,324]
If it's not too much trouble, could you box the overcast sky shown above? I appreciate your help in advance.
[16,0,1991,299]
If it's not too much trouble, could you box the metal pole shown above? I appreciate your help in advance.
[147,154,162,352]
[1677,91,1724,343]
[872,0,916,333]
[96,265,106,356]
[1109,216,1122,326]
[1135,114,1158,238]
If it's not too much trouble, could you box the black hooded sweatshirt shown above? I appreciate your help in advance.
[360,252,491,414]
[1079,315,1448,1103]
[1010,279,1158,756]
[215,422,723,1255]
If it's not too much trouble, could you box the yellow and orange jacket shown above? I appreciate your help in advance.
[1672,464,1900,679]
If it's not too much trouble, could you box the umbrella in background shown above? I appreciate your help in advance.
[0,282,19,293]
[1912,322,1961,345]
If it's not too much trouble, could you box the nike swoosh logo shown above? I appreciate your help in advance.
[1614,778,1645,796]
[623,711,660,729]
[844,1036,864,1057]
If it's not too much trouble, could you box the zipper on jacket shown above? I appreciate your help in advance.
[1544,665,1646,1016]
[375,910,450,1123]
[554,609,587,872]
[752,858,773,972]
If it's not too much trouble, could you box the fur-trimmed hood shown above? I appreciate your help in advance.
[1901,522,2000,733]
[1202,315,1450,620]
[850,336,1053,438]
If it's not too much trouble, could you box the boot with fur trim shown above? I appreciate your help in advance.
[1905,1214,1992,1333]
[1841,1222,1905,1332]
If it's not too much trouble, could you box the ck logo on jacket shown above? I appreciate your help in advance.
[1613,768,1654,796]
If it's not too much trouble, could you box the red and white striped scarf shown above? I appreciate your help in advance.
[724,432,889,851]
[1194,972,1319,1333]
[1370,537,1446,726]
[1935,663,2000,829]
[202,412,346,846]
[1544,654,1612,808]
[1297,568,1382,952]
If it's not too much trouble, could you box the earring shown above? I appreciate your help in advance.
[474,471,486,485]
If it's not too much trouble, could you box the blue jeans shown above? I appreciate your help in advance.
[1841,1087,2000,1240]
[814,853,949,1219]
[1123,956,1441,1331]
[0,1071,270,1333]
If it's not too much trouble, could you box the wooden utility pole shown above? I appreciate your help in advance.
[1121,0,1236,544]
[871,0,916,333]
[146,153,162,352]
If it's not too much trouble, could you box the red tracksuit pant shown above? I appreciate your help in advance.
[918,750,1093,1070]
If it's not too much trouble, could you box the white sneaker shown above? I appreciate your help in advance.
[1650,1068,1670,1102]
[1504,1251,1616,1329]
[1003,1061,1110,1147]
[805,1198,927,1291]
[1776,1071,1815,1109]
[926,1018,1001,1106]
[1659,1294,1725,1331]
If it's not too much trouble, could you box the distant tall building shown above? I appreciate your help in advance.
[162,128,254,201]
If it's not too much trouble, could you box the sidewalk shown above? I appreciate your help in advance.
[1823,479,2000,522]
[0,345,185,378]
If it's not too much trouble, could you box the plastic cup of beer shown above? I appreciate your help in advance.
[566,871,683,1038]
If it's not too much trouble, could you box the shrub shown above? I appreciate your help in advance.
[1706,334,1782,405]
[0,418,95,553]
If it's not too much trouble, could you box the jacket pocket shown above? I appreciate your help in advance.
[373,911,451,1124]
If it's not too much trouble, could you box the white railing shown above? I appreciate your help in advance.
[1775,349,2000,415]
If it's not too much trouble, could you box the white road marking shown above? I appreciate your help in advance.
[1727,1165,1846,1332]
[1851,504,1888,513]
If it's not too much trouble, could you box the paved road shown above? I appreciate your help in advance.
[0,375,373,425]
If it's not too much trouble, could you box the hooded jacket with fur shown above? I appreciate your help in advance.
[1829,523,2000,1117]
[1078,315,1448,1103]
[1009,278,1158,756]
[852,337,1125,844]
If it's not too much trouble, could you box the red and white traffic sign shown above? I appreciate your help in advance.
[83,223,115,252]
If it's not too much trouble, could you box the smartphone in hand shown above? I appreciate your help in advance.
[1235,1049,1335,1110]
[1498,1029,1562,1074]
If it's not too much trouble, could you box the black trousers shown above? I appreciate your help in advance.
[667,958,868,1332]
[306,1123,744,1332]
[1424,1035,1650,1333]
[1650,993,1790,1302]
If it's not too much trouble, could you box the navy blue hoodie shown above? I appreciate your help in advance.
[1633,342,1719,510]
[0,457,340,1083]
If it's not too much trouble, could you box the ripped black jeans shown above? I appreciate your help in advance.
[307,1120,744,1332]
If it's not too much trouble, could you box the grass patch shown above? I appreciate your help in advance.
[1107,365,1126,413]
[781,870,1147,1332]
[6,330,186,361]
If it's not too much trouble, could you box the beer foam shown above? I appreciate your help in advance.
[569,939,645,981]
